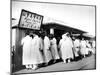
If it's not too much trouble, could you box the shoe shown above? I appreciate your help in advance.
[63,60,66,63]
[68,59,70,63]
[32,65,38,70]
[84,55,85,58]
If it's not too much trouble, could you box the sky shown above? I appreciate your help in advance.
[12,0,95,36]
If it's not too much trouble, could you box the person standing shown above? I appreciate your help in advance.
[38,33,45,65]
[59,34,67,63]
[80,38,87,58]
[30,33,43,70]
[91,40,96,54]
[85,40,91,56]
[65,33,74,63]
[50,35,60,63]
[21,32,32,69]
[59,33,74,63]
[73,38,80,60]
[43,33,53,65]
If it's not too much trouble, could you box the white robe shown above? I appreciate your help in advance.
[43,36,52,63]
[91,41,95,54]
[39,37,45,62]
[21,35,32,65]
[59,39,63,58]
[30,35,43,64]
[92,41,95,48]
[74,39,80,57]
[50,38,60,60]
[59,36,74,60]
[80,40,87,55]
[39,37,44,51]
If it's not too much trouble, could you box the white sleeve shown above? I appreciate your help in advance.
[21,38,24,45]
[40,38,43,50]
[48,38,50,48]
[58,40,62,48]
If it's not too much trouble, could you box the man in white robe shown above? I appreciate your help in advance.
[43,35,53,65]
[59,34,66,63]
[21,34,32,69]
[80,38,87,57]
[86,40,94,55]
[39,36,45,63]
[92,40,95,54]
[50,36,60,63]
[59,33,74,63]
[73,38,80,58]
[85,40,91,55]
[30,34,43,70]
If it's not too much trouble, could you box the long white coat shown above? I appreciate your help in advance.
[92,41,95,48]
[92,40,95,54]
[21,35,32,65]
[50,38,60,59]
[39,37,44,51]
[80,40,87,55]
[43,36,52,63]
[30,35,43,64]
[39,37,45,62]
[74,39,80,57]
[59,35,74,60]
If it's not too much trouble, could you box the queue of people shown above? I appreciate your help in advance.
[73,37,95,60]
[21,31,96,70]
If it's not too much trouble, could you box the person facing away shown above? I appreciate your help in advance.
[21,32,32,69]
[30,33,43,70]
[43,33,53,65]
[50,34,60,63]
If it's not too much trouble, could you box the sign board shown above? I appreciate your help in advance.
[19,9,43,30]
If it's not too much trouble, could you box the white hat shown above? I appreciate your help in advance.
[65,32,69,35]
[62,34,66,39]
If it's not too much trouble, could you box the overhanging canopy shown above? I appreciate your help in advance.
[42,23,86,34]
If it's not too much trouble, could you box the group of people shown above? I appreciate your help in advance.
[21,31,60,70]
[73,37,95,60]
[21,31,95,70]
